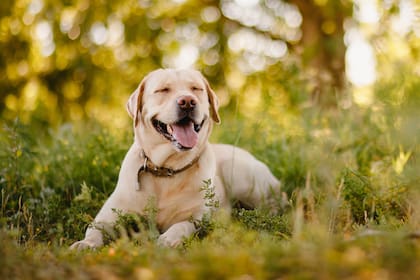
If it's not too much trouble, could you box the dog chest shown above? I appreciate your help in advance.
[139,174,207,231]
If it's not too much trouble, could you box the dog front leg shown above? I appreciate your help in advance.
[70,196,121,250]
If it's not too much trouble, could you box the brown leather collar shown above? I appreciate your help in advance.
[136,151,200,191]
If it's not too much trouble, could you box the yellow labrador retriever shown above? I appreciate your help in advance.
[70,69,280,249]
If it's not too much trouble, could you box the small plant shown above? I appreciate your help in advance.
[340,168,408,225]
[189,212,216,242]
[200,179,220,210]
[184,179,222,242]
[233,207,291,237]
[106,198,160,245]
[0,119,37,243]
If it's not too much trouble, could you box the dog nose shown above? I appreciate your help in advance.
[177,95,197,110]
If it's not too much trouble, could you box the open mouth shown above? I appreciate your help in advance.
[152,117,205,150]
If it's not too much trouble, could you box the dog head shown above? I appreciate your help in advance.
[126,69,220,160]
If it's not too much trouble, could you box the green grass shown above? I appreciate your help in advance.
[1,85,419,279]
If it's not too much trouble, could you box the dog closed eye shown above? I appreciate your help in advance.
[191,86,203,92]
[155,87,171,94]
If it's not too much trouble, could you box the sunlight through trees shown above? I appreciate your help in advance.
[0,0,419,126]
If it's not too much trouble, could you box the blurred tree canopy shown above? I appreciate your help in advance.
[0,0,419,127]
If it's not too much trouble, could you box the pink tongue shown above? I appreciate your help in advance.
[170,122,198,148]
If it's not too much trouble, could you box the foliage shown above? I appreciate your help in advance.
[0,0,307,125]
[109,201,161,246]
[1,65,419,277]
[2,0,419,126]
[0,121,130,244]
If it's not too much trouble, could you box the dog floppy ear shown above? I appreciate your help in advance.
[202,77,221,124]
[126,78,147,126]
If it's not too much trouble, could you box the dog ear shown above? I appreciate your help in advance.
[202,77,221,124]
[126,78,146,126]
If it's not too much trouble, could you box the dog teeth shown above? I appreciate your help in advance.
[167,125,173,134]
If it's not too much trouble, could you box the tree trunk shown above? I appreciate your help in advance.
[290,0,350,102]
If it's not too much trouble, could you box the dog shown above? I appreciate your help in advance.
[70,68,280,249]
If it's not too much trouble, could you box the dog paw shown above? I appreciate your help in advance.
[69,240,100,250]
[157,233,183,248]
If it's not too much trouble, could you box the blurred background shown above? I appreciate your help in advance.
[0,0,419,128]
